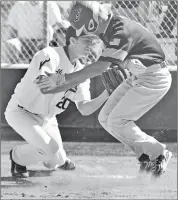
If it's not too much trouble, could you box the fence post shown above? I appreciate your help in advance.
[43,1,48,48]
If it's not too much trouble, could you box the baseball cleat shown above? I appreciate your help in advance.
[150,150,172,177]
[9,150,29,178]
[139,161,152,173]
[138,153,151,173]
[58,160,76,170]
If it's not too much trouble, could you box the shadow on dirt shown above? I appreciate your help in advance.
[28,169,54,177]
[1,170,54,188]
[1,176,35,188]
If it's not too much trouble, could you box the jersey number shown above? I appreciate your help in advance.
[56,87,78,110]
[56,97,71,110]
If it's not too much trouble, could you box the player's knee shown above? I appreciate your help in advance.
[107,115,129,129]
[43,161,58,169]
[4,110,14,128]
[43,157,65,169]
[4,110,8,121]
[98,110,108,127]
[98,115,107,128]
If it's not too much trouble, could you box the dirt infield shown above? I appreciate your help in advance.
[1,141,177,199]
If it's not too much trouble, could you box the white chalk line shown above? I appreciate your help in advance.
[82,175,137,179]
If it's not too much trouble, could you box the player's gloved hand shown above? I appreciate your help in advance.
[101,63,130,95]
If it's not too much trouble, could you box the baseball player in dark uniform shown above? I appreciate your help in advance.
[36,1,172,177]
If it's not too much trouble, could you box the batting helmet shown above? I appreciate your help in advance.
[68,2,100,36]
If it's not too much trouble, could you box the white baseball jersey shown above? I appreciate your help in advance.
[11,46,91,118]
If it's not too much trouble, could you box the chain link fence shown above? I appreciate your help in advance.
[1,1,69,64]
[1,1,177,65]
[111,0,177,65]
[1,1,47,64]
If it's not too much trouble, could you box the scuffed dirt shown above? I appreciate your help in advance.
[1,142,177,199]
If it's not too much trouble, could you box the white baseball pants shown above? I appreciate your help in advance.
[98,63,172,161]
[5,97,67,169]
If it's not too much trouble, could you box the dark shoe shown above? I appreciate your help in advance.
[150,150,172,177]
[9,150,29,178]
[58,160,76,170]
[138,153,151,173]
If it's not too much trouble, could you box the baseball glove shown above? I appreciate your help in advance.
[101,63,130,95]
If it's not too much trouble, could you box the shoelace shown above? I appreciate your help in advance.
[139,159,161,173]
[150,155,165,175]
[144,161,153,172]
[139,161,151,172]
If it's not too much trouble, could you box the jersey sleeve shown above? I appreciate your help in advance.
[73,79,91,103]
[33,47,60,77]
[99,17,133,64]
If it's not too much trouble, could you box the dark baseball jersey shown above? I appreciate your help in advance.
[99,14,165,67]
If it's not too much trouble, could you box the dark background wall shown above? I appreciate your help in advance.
[1,67,177,142]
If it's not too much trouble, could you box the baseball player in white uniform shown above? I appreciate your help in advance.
[5,34,107,178]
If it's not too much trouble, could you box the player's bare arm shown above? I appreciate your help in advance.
[37,60,111,94]
[76,89,109,116]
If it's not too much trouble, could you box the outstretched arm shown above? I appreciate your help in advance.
[38,60,111,94]
[76,90,109,116]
